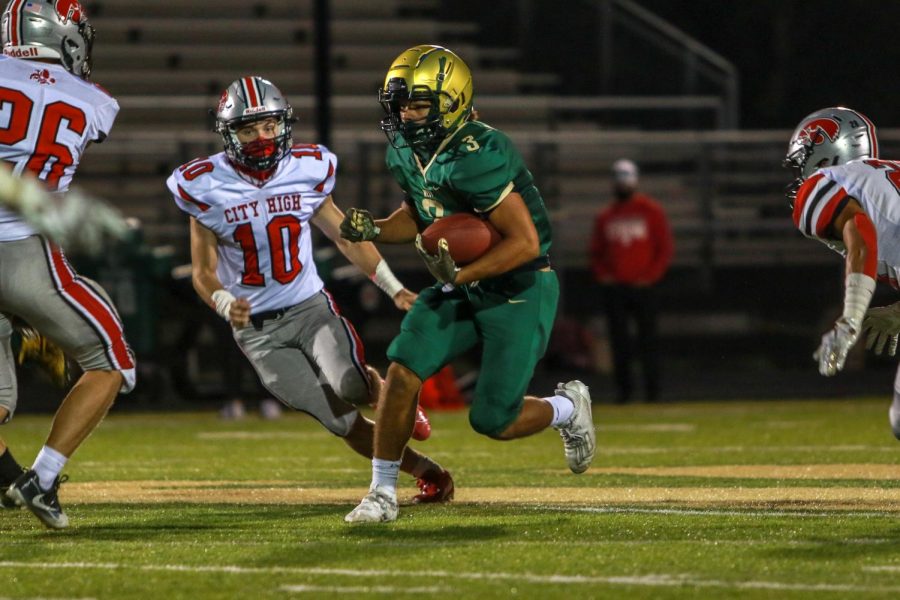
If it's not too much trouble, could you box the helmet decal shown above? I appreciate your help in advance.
[54,0,84,24]
[216,89,229,114]
[797,118,840,147]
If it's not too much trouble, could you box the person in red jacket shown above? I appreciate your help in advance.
[590,159,674,403]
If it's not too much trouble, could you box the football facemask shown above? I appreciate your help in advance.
[378,45,473,150]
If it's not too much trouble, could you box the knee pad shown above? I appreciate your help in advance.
[468,398,515,438]
[335,368,370,406]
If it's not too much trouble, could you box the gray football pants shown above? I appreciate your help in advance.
[0,236,136,422]
[233,289,370,436]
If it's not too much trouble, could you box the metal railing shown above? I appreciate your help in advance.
[82,127,900,275]
[593,0,740,128]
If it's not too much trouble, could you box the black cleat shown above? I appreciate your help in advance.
[1,484,21,509]
[6,469,69,529]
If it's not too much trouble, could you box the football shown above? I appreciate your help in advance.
[421,213,501,265]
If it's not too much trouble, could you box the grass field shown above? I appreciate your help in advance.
[3,397,900,599]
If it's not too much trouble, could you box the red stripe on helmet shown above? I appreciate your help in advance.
[8,0,24,45]
[855,110,879,158]
[244,77,260,107]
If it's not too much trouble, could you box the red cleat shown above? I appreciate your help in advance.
[413,469,454,504]
[411,404,431,441]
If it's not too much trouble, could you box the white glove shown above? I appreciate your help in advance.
[39,189,129,254]
[863,301,900,356]
[814,316,861,376]
[0,168,128,254]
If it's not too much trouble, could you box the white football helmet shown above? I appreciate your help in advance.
[783,107,878,201]
[1,0,94,79]
[214,76,294,172]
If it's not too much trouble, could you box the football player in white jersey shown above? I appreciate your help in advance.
[785,106,900,438]
[0,0,135,529]
[167,76,453,503]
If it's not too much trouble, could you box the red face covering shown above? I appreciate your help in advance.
[242,138,277,160]
[232,138,278,184]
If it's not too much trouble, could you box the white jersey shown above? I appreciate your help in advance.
[793,158,900,288]
[167,145,338,313]
[0,55,119,241]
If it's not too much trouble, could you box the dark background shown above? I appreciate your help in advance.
[450,0,900,129]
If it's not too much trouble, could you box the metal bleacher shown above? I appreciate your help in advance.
[73,0,875,276]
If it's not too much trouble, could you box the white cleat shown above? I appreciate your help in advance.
[890,397,900,441]
[344,485,399,523]
[554,380,596,474]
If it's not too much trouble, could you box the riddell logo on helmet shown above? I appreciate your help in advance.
[4,47,39,58]
[798,118,840,147]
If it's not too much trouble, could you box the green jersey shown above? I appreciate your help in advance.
[385,120,552,256]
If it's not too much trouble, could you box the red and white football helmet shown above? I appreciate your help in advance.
[214,76,295,173]
[1,0,94,79]
[783,107,878,201]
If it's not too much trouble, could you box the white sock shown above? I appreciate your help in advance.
[546,395,575,427]
[32,445,67,491]
[371,457,401,495]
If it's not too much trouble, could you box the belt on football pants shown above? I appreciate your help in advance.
[250,303,299,329]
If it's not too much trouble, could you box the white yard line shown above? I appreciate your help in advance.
[595,424,696,432]
[0,597,97,600]
[0,562,898,593]
[548,505,895,518]
[280,585,441,594]
[863,566,900,572]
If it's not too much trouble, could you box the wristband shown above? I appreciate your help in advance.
[371,259,404,298]
[211,289,236,321]
[842,272,876,326]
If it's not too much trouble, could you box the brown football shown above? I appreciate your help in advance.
[421,213,502,265]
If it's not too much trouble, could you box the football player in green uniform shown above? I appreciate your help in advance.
[341,45,596,523]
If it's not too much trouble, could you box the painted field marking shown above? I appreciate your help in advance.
[46,481,900,510]
[596,423,696,433]
[863,566,900,572]
[600,444,896,454]
[586,463,900,479]
[196,431,329,440]
[280,585,441,594]
[1,562,899,593]
[549,505,896,519]
[0,597,97,600]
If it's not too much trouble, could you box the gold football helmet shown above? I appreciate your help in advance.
[378,45,474,148]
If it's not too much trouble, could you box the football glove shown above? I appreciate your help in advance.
[813,316,860,376]
[415,234,459,285]
[16,328,68,387]
[340,208,380,242]
[863,301,900,356]
[0,168,128,255]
